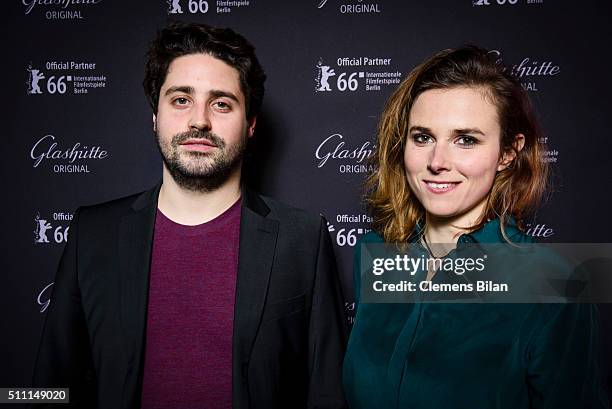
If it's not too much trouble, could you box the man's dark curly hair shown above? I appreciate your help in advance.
[143,21,266,119]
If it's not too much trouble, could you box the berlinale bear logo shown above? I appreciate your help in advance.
[315,60,336,92]
[27,64,46,95]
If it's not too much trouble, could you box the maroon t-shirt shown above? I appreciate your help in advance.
[140,198,242,409]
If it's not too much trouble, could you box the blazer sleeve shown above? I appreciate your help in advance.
[526,303,609,409]
[306,217,349,409]
[352,237,362,307]
[31,208,97,408]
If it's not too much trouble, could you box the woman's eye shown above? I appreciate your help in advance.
[413,133,433,144]
[456,135,478,147]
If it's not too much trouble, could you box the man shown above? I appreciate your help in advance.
[33,22,348,409]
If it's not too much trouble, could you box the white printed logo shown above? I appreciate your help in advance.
[317,0,381,13]
[345,301,355,324]
[315,60,336,92]
[26,64,46,95]
[22,0,104,20]
[473,0,543,6]
[315,133,375,175]
[489,50,560,92]
[26,64,68,95]
[327,214,370,254]
[166,0,210,14]
[526,222,555,238]
[34,212,72,245]
[331,214,372,247]
[37,282,54,313]
[166,0,250,14]
[326,220,336,234]
[314,57,400,93]
[167,0,184,13]
[34,213,53,243]
[26,61,108,96]
[473,0,518,5]
[30,134,109,174]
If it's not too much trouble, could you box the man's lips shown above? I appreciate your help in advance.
[179,139,217,151]
[423,180,461,194]
[180,139,217,147]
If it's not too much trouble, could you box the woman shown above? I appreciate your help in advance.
[342,46,608,408]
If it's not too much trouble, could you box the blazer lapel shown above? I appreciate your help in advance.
[233,189,278,390]
[118,184,160,405]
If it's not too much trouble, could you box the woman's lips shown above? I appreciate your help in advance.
[423,180,461,194]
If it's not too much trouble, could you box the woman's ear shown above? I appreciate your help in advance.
[498,133,525,171]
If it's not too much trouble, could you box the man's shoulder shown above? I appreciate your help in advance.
[77,187,155,221]
[258,194,323,226]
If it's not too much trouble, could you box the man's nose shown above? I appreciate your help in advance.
[188,104,212,131]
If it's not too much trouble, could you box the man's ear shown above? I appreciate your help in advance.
[498,133,525,171]
[152,114,157,132]
[247,116,257,138]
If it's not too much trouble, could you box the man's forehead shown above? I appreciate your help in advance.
[165,54,240,81]
[162,53,243,96]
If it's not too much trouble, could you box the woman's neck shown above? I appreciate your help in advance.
[423,199,487,245]
[423,218,464,244]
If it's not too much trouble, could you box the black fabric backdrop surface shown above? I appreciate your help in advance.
[3,0,611,399]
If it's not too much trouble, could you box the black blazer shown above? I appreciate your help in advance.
[32,184,348,409]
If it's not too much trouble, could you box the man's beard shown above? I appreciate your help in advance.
[156,129,247,192]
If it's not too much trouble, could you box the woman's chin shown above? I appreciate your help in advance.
[422,207,462,220]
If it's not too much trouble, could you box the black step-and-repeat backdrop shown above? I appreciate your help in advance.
[3,0,612,394]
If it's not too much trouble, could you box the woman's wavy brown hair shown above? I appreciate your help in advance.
[366,45,548,243]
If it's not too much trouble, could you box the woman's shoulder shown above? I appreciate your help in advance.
[505,228,535,244]
[359,230,385,244]
[471,217,536,244]
[356,219,536,245]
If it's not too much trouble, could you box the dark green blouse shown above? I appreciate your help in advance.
[343,219,609,409]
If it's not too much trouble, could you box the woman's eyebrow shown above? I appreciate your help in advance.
[454,128,485,135]
[408,126,486,135]
[409,126,431,133]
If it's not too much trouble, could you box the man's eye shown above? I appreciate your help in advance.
[214,101,230,110]
[413,133,433,144]
[173,97,189,105]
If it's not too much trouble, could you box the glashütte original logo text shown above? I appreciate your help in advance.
[22,0,103,20]
[30,134,109,173]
